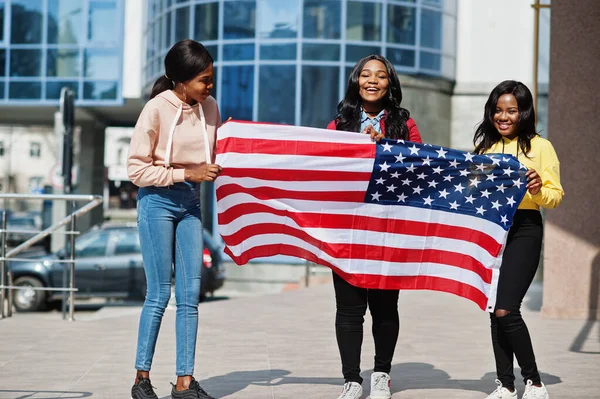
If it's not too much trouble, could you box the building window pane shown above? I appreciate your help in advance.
[346,45,381,63]
[47,49,80,77]
[347,1,381,42]
[303,0,341,39]
[10,49,42,77]
[387,5,416,45]
[163,12,172,48]
[194,2,219,41]
[0,50,5,76]
[0,2,5,42]
[9,82,41,99]
[221,65,254,121]
[174,5,189,41]
[205,44,218,62]
[84,49,119,79]
[11,0,43,44]
[30,142,41,158]
[0,82,4,99]
[259,65,295,124]
[301,66,339,128]
[88,1,117,43]
[0,141,4,157]
[420,9,442,49]
[47,0,83,44]
[387,48,415,68]
[420,51,441,71]
[223,1,256,39]
[302,43,339,61]
[259,0,299,39]
[83,81,118,100]
[260,44,296,60]
[223,44,255,61]
[46,81,79,99]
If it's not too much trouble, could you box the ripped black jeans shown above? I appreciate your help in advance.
[491,210,543,390]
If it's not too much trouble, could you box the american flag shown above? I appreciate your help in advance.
[215,121,528,310]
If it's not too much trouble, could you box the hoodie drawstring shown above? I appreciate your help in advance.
[164,103,212,168]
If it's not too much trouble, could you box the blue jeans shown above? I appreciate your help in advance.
[134,182,203,376]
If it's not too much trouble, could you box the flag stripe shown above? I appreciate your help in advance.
[218,137,376,159]
[219,167,372,182]
[217,202,502,257]
[218,153,375,173]
[220,223,493,283]
[216,183,367,203]
[222,244,489,308]
[216,176,369,192]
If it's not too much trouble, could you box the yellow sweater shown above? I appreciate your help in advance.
[486,135,564,210]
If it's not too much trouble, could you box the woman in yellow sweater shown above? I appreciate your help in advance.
[474,80,563,399]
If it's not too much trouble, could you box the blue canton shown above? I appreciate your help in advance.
[364,139,529,230]
[360,109,384,134]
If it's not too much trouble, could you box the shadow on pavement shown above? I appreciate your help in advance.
[0,389,92,399]
[174,364,561,398]
[389,363,561,394]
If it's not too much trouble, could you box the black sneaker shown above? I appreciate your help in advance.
[131,377,158,399]
[171,378,216,399]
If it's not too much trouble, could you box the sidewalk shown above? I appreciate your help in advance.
[0,281,598,398]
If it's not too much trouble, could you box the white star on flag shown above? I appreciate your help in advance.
[401,178,412,186]
[428,180,439,188]
[469,177,481,187]
[449,201,459,210]
[422,156,432,166]
[496,184,506,193]
[454,183,465,193]
[501,215,509,224]
[464,153,475,162]
[480,189,491,198]
[413,186,424,194]
[406,164,417,173]
[438,189,450,199]
[476,163,486,172]
[512,179,523,189]
[486,174,496,182]
[408,145,420,155]
[476,206,486,215]
[380,162,390,172]
[397,193,407,202]
[503,167,513,176]
[465,195,476,204]
[423,196,434,206]
[386,184,397,192]
[449,159,459,168]
[432,166,443,174]
[491,200,502,210]
[381,142,393,152]
[390,171,400,178]
[417,172,427,180]
[506,196,516,207]
[376,177,386,185]
[371,192,381,201]
[436,148,448,158]
[395,153,405,163]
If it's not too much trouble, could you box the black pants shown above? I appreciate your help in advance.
[491,210,543,390]
[332,271,400,384]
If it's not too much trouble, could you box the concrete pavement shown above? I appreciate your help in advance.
[0,279,598,398]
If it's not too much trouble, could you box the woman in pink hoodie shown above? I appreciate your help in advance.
[127,40,221,399]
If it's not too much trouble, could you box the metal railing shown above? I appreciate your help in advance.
[0,193,103,321]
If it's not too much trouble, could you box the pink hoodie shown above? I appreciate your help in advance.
[127,90,220,187]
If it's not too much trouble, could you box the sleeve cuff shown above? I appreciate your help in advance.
[172,168,186,183]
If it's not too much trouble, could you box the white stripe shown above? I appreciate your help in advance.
[216,152,375,174]
[219,212,500,266]
[225,234,490,296]
[218,121,371,145]
[216,176,369,192]
[216,192,508,244]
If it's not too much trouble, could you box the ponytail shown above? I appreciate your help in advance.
[150,75,174,99]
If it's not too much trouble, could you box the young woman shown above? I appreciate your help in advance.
[127,39,222,399]
[474,80,563,399]
[327,54,422,399]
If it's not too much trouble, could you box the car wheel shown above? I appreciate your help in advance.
[13,276,47,312]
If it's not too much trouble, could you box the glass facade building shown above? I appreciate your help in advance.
[0,0,125,105]
[144,0,457,128]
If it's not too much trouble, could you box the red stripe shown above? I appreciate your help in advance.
[218,137,375,158]
[219,168,372,182]
[220,223,492,283]
[216,183,366,203]
[224,245,489,310]
[218,202,501,256]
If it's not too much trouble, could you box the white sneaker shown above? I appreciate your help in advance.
[369,372,391,399]
[522,380,549,399]
[485,379,517,398]
[337,382,363,399]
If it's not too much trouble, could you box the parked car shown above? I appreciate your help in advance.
[6,214,41,247]
[7,223,225,312]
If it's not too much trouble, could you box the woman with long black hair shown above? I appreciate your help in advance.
[128,39,222,399]
[326,54,422,399]
[475,80,563,399]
